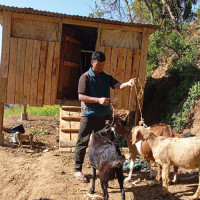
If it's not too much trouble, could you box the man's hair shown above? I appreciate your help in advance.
[91,51,105,62]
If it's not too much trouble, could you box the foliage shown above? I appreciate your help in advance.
[91,0,198,33]
[169,82,200,132]
[4,105,60,117]
[146,29,167,77]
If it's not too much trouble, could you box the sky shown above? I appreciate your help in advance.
[0,0,94,58]
[0,0,93,16]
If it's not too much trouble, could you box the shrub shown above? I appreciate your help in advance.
[168,82,200,131]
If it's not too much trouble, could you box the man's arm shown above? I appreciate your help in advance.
[79,94,110,106]
[114,78,137,89]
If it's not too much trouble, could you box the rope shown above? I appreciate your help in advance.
[133,79,147,128]
[102,101,115,133]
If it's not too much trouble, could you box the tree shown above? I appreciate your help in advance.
[91,0,198,34]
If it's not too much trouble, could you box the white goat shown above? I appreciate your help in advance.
[132,126,200,200]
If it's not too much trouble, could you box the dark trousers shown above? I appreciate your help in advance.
[74,117,106,172]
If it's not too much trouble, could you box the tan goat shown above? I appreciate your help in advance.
[132,126,200,199]
[115,119,179,183]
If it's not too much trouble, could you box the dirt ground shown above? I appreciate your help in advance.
[1,108,200,200]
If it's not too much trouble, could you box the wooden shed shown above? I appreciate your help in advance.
[0,5,157,149]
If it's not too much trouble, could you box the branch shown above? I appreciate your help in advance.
[165,43,182,59]
[161,0,177,26]
[124,0,133,22]
[140,0,154,21]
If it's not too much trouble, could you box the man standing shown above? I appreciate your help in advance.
[74,51,137,182]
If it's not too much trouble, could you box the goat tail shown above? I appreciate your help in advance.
[111,155,125,168]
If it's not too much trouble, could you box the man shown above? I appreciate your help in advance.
[74,50,137,182]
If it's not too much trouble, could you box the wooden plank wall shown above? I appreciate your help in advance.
[6,37,61,106]
[98,46,142,111]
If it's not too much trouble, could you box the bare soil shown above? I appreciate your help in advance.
[1,111,200,200]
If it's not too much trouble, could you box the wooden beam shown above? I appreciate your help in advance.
[64,61,79,68]
[12,12,60,23]
[55,99,80,106]
[58,18,63,42]
[0,78,7,103]
[0,11,11,78]
[29,40,41,106]
[61,106,81,112]
[101,23,143,32]
[61,116,81,121]
[37,41,48,107]
[15,38,26,104]
[0,15,3,24]
[96,23,102,49]
[44,41,55,105]
[24,39,34,105]
[63,18,98,28]
[59,140,76,148]
[66,36,81,44]
[61,128,80,133]
[51,42,61,105]
[0,103,4,134]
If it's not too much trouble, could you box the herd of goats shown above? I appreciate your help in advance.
[87,117,200,200]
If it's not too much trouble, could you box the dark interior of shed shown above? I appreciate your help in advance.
[57,24,98,100]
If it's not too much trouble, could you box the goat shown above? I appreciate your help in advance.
[15,132,34,149]
[88,124,125,200]
[115,119,180,183]
[133,126,200,199]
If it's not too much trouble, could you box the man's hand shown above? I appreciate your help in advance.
[98,97,110,106]
[127,78,137,87]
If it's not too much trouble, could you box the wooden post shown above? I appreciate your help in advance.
[96,23,102,50]
[21,104,28,120]
[0,103,4,146]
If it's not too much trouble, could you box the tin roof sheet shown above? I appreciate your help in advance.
[0,4,159,30]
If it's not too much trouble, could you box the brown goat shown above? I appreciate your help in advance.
[133,126,199,199]
[115,119,180,183]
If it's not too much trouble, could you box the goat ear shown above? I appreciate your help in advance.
[131,127,145,144]
[131,127,140,144]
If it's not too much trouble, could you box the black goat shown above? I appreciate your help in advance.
[88,124,125,200]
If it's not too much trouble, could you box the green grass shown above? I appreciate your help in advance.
[4,105,60,117]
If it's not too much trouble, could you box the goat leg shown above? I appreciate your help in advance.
[116,167,125,200]
[99,169,109,200]
[161,164,170,197]
[124,158,134,182]
[191,166,200,200]
[150,163,161,187]
[172,166,178,184]
[100,179,109,200]
[90,167,96,194]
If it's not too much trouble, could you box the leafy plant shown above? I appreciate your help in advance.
[169,82,200,131]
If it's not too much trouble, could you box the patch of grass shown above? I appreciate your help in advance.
[4,105,24,117]
[27,105,60,116]
[4,105,60,117]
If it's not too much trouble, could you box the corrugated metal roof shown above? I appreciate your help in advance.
[0,4,159,29]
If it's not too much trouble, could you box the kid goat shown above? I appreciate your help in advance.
[133,126,200,199]
[88,124,125,200]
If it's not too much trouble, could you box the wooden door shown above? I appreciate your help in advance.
[57,26,81,99]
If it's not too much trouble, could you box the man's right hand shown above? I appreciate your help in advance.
[98,97,110,106]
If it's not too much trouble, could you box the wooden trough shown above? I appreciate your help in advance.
[0,5,158,150]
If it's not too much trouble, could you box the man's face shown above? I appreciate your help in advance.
[91,60,105,74]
